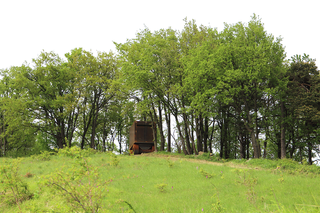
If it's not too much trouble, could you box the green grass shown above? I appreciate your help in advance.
[1,151,320,212]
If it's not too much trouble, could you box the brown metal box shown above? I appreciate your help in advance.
[129,121,156,154]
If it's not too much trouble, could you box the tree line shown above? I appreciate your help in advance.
[1,15,319,164]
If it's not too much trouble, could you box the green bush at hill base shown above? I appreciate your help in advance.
[0,159,33,210]
[1,151,320,212]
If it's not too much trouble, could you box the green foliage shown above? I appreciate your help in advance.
[211,193,225,213]
[0,47,123,157]
[0,159,33,209]
[1,154,320,212]
[155,183,167,192]
[233,169,258,186]
[166,157,174,167]
[233,169,258,206]
[57,146,97,158]
[199,167,215,178]
[31,150,55,161]
[42,157,109,212]
[108,152,120,167]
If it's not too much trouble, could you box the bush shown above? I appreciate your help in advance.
[31,150,55,161]
[56,146,97,158]
[42,157,109,212]
[0,159,33,209]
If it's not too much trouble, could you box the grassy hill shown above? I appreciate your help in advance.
[1,148,320,212]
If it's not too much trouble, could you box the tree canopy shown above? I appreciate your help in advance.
[1,15,319,164]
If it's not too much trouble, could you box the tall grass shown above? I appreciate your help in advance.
[1,151,320,212]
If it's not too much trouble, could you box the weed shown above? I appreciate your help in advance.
[0,159,33,211]
[233,169,258,206]
[211,195,225,213]
[199,168,215,178]
[210,184,225,213]
[278,174,284,183]
[109,153,120,167]
[167,157,174,168]
[234,169,257,186]
[155,183,168,192]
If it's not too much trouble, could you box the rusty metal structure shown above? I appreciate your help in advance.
[129,121,156,154]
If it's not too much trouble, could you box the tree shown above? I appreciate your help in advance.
[286,54,320,164]
[65,48,118,150]
[115,27,181,152]
[182,15,286,158]
[0,67,38,156]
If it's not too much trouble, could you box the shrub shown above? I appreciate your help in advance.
[42,157,109,212]
[57,146,97,158]
[108,152,120,167]
[155,183,167,192]
[31,150,55,161]
[0,159,33,210]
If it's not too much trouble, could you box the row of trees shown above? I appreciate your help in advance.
[0,49,135,157]
[1,15,319,164]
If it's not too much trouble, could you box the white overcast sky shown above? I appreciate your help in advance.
[0,0,319,69]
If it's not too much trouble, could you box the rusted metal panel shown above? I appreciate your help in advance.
[129,121,156,154]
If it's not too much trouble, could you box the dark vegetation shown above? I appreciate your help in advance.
[0,14,319,166]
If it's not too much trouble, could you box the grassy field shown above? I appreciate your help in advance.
[1,149,320,212]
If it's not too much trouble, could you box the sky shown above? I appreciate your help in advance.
[0,0,319,69]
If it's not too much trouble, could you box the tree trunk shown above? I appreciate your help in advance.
[196,115,204,152]
[91,111,98,149]
[246,134,250,159]
[224,112,229,159]
[264,124,269,159]
[239,130,246,159]
[280,101,286,159]
[276,132,281,159]
[196,116,201,153]
[148,107,158,153]
[220,119,224,158]
[203,117,208,153]
[174,113,188,155]
[158,102,165,151]
[164,105,171,152]
[250,129,260,158]
[289,125,295,158]
[219,118,224,158]
[245,107,260,158]
[171,133,181,153]
[308,141,312,165]
[57,118,66,149]
[208,119,215,154]
[118,124,122,154]
[182,113,192,154]
[102,128,106,152]
[187,121,198,155]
